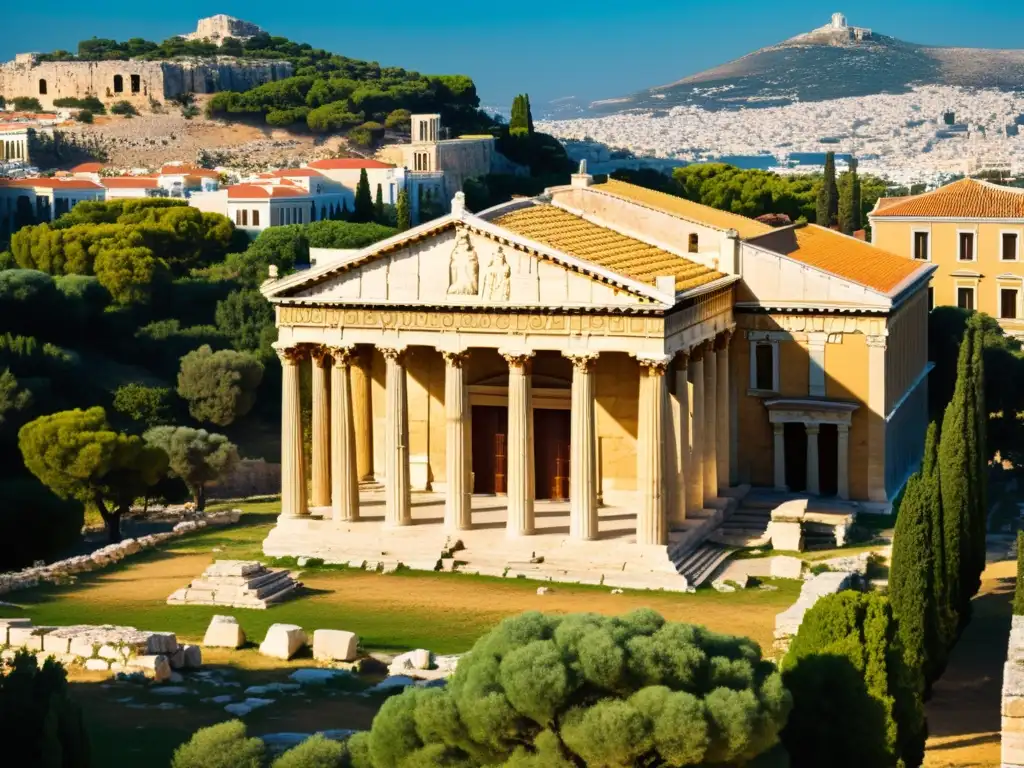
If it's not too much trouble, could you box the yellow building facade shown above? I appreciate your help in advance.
[258,171,934,588]
[870,178,1024,337]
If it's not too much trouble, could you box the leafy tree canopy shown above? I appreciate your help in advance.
[143,425,239,509]
[177,345,264,426]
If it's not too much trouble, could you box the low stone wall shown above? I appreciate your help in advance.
[773,570,858,654]
[1003,614,1024,767]
[0,509,240,596]
[209,459,280,499]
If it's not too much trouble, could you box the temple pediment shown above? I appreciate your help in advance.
[266,219,672,310]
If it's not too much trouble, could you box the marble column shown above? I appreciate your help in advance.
[277,345,308,518]
[382,347,411,526]
[806,424,820,496]
[309,346,332,509]
[671,351,690,524]
[688,347,705,513]
[702,341,718,500]
[504,351,535,537]
[566,352,599,540]
[773,424,786,491]
[837,424,851,500]
[637,356,670,546]
[443,350,472,531]
[329,346,359,523]
[350,347,373,481]
[716,331,732,492]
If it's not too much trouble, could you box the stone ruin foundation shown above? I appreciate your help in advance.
[167,560,300,609]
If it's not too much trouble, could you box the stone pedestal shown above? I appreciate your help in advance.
[167,560,300,609]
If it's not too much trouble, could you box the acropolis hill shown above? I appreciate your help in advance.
[0,16,292,110]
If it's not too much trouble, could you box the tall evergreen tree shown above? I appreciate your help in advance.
[339,198,350,221]
[968,320,989,594]
[509,94,530,138]
[838,158,860,235]
[525,93,535,135]
[396,187,411,231]
[374,183,384,222]
[889,471,932,694]
[353,169,374,223]
[938,326,974,625]
[815,152,838,228]
[922,422,952,675]
[850,157,862,231]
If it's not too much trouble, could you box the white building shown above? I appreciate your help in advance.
[0,176,105,229]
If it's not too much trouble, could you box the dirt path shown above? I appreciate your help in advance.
[924,556,1015,768]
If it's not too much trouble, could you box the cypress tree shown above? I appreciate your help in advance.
[374,183,384,222]
[838,158,860,235]
[889,471,931,692]
[396,188,411,231]
[510,94,529,138]
[353,169,374,223]
[339,198,350,221]
[851,157,862,231]
[815,152,838,228]
[922,422,952,676]
[525,93,535,135]
[938,326,974,627]
[969,320,988,593]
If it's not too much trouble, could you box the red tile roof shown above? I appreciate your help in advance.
[227,184,307,199]
[871,178,1024,219]
[269,168,324,178]
[71,162,104,173]
[307,158,395,170]
[101,177,159,189]
[0,177,104,190]
[160,164,220,179]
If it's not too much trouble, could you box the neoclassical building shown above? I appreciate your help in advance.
[260,170,934,587]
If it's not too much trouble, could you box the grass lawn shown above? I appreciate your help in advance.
[0,499,801,766]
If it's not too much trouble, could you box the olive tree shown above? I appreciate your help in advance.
[143,426,239,510]
[18,407,168,542]
[177,345,264,426]
[343,609,792,766]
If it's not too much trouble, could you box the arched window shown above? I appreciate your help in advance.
[688,233,699,253]
[113,75,124,94]
[38,79,47,95]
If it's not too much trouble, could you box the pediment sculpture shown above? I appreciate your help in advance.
[480,246,511,302]
[447,232,479,295]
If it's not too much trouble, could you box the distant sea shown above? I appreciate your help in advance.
[713,153,854,169]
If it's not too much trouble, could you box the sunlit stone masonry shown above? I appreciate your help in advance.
[259,168,935,590]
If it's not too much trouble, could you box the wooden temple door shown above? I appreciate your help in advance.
[471,405,507,495]
[534,409,570,500]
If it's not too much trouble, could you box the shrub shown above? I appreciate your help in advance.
[272,734,347,768]
[75,110,94,124]
[143,426,239,510]
[1015,531,1024,616]
[53,96,106,112]
[171,720,264,768]
[781,591,926,768]
[112,383,172,429]
[177,345,264,426]
[12,96,44,112]
[109,100,138,116]
[0,651,91,766]
[384,108,411,131]
[349,610,791,766]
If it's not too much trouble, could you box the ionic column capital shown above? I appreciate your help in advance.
[674,348,690,368]
[564,351,599,372]
[501,349,534,371]
[866,333,888,349]
[635,353,671,376]
[329,345,358,367]
[380,346,407,364]
[837,423,850,434]
[274,344,307,366]
[441,349,470,368]
[309,344,331,367]
[773,423,785,436]
[715,328,734,351]
[805,423,821,435]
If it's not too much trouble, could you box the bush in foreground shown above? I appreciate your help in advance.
[172,720,264,768]
[344,609,791,766]
[781,591,925,768]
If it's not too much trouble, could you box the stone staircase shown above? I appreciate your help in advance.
[167,560,301,609]
[671,542,737,587]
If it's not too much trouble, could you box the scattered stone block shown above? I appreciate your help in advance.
[259,624,307,660]
[146,632,178,655]
[168,560,300,609]
[312,630,359,662]
[224,697,274,717]
[84,659,110,672]
[711,579,736,593]
[289,668,350,686]
[168,648,186,669]
[770,555,804,580]
[129,654,172,682]
[203,615,246,649]
[536,586,552,595]
[183,645,202,669]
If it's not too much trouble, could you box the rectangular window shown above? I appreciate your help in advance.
[958,231,975,261]
[252,209,259,227]
[235,210,242,225]
[754,343,775,391]
[1001,288,1018,319]
[240,209,248,226]
[957,286,975,311]
[913,231,929,261]
[130,74,141,94]
[1003,232,1019,261]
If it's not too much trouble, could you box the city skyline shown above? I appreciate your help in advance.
[4,1,1024,108]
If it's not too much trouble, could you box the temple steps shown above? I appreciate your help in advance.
[672,542,737,587]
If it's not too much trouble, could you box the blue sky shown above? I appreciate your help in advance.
[5,1,1024,109]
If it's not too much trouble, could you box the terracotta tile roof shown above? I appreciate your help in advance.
[871,178,1024,219]
[493,203,723,292]
[70,162,104,173]
[747,224,928,294]
[160,164,219,179]
[306,158,395,170]
[594,179,775,240]
[0,177,104,190]
[101,176,159,189]
[873,195,910,212]
[269,168,323,178]
[227,184,306,199]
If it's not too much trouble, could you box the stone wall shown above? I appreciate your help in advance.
[0,56,292,110]
[209,458,281,499]
[1003,614,1024,767]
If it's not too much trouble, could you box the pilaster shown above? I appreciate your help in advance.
[382,347,411,526]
